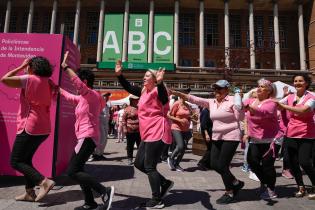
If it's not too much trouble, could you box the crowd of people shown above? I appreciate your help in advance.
[1,54,315,209]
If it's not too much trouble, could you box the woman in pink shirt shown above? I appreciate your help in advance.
[58,52,114,210]
[1,57,55,202]
[243,78,283,199]
[172,80,244,204]
[115,60,173,209]
[277,74,315,199]
[167,97,193,172]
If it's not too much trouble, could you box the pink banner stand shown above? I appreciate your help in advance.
[0,33,80,178]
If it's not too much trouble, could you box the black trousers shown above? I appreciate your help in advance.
[170,130,191,166]
[10,131,48,189]
[247,143,280,190]
[134,140,168,200]
[210,140,239,191]
[67,138,107,205]
[198,128,212,168]
[126,132,141,159]
[285,137,315,186]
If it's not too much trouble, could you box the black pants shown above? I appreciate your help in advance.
[210,140,239,191]
[247,143,280,190]
[67,138,107,205]
[170,130,191,166]
[198,128,212,168]
[134,140,168,200]
[285,137,315,186]
[126,132,141,159]
[10,131,48,189]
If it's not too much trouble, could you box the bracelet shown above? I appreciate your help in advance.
[63,66,70,71]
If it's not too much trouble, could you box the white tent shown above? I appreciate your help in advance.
[108,95,130,106]
[243,81,296,100]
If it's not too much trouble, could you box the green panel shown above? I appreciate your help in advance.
[127,14,148,63]
[97,62,175,71]
[153,14,174,63]
[102,14,124,62]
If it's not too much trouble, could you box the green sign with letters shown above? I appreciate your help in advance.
[154,14,174,63]
[102,14,124,62]
[128,14,148,63]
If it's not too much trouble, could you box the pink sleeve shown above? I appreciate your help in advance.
[19,75,29,89]
[243,98,252,106]
[232,101,245,121]
[60,88,80,105]
[71,75,89,96]
[188,95,210,109]
[170,102,179,116]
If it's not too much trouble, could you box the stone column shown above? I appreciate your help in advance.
[73,0,81,46]
[27,0,34,33]
[224,0,230,68]
[298,3,306,70]
[50,0,58,34]
[4,0,11,33]
[273,1,281,70]
[249,0,255,69]
[174,0,179,66]
[122,0,130,62]
[199,0,205,67]
[97,0,106,62]
[148,0,154,63]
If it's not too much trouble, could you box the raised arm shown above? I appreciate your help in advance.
[1,59,30,88]
[115,60,142,97]
[156,68,168,105]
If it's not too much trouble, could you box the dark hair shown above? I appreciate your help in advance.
[29,56,53,77]
[292,74,312,90]
[77,69,95,88]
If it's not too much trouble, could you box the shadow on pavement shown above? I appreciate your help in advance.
[165,189,215,210]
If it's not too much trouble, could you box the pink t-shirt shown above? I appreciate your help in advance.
[188,94,244,141]
[137,87,172,144]
[244,98,283,141]
[170,101,191,131]
[17,75,52,135]
[280,92,315,138]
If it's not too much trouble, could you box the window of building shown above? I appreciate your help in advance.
[86,12,98,44]
[0,12,5,32]
[204,14,218,47]
[87,58,96,64]
[205,60,216,67]
[42,13,51,33]
[246,16,264,49]
[63,12,75,41]
[268,16,288,49]
[180,59,192,66]
[20,12,29,32]
[179,14,195,46]
[279,17,288,49]
[255,62,261,69]
[32,13,40,33]
[230,15,242,48]
[9,12,17,32]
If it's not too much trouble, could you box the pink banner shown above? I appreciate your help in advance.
[0,33,79,177]
[54,37,80,176]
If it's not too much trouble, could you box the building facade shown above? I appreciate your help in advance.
[0,0,314,92]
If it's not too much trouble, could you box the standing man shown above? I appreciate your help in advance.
[89,92,111,161]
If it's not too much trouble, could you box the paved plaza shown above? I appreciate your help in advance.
[0,138,314,210]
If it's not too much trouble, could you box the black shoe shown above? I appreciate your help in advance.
[197,162,210,171]
[140,199,165,209]
[101,186,115,210]
[88,155,107,162]
[232,180,244,197]
[74,203,98,210]
[216,193,235,204]
[161,180,174,198]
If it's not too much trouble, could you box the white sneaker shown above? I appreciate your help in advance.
[249,171,260,182]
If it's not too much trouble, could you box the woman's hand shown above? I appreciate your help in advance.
[61,51,69,69]
[19,58,30,70]
[156,67,165,84]
[115,60,123,76]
